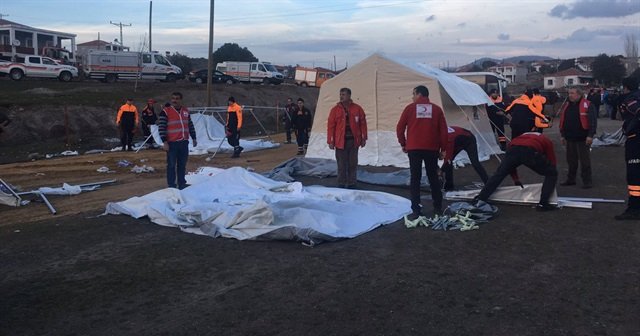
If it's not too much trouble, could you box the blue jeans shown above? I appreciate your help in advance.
[167,140,189,189]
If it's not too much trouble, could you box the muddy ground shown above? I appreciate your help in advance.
[1,80,639,335]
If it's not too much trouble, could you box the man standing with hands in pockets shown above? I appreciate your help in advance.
[327,88,368,189]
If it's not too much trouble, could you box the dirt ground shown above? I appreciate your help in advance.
[1,107,640,334]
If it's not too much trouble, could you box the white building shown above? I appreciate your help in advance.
[0,19,76,63]
[488,63,528,83]
[543,68,593,90]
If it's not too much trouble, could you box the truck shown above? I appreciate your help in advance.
[0,55,78,81]
[294,67,336,87]
[83,50,183,83]
[216,61,284,85]
[455,72,508,98]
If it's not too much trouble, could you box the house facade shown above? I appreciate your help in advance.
[0,19,76,63]
[543,68,593,89]
[488,63,528,83]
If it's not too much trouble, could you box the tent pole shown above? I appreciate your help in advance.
[455,105,502,163]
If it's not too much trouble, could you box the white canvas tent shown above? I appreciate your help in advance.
[306,53,500,168]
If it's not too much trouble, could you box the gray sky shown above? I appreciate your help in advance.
[2,0,639,68]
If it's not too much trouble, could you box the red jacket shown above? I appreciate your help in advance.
[444,126,473,162]
[396,97,448,151]
[509,132,556,181]
[327,101,367,149]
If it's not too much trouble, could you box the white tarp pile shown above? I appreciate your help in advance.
[105,167,411,244]
[592,128,626,147]
[149,113,279,155]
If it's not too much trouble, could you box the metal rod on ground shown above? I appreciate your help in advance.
[205,136,227,162]
[135,133,154,153]
[37,192,57,214]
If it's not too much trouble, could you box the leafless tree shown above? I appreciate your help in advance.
[624,33,638,72]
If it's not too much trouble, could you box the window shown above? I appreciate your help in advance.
[106,46,111,51]
[547,79,553,86]
[42,58,55,65]
[0,35,9,45]
[567,78,574,85]
[258,64,266,72]
[154,54,169,66]
[251,64,257,71]
[319,73,325,79]
[327,73,335,79]
[28,57,40,64]
[142,54,152,64]
[25,38,33,47]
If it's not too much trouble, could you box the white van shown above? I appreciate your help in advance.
[83,51,183,82]
[217,61,284,84]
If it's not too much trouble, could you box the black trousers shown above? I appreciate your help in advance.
[443,135,489,189]
[295,128,308,149]
[625,136,640,210]
[408,150,442,214]
[564,139,592,184]
[283,118,292,142]
[478,146,557,205]
[120,121,135,149]
[227,128,240,147]
[335,138,358,186]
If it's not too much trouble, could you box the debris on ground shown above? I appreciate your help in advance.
[131,165,155,173]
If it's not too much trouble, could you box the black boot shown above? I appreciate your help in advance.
[231,146,241,158]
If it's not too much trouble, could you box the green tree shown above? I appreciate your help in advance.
[557,59,575,71]
[591,53,626,86]
[167,52,193,74]
[482,60,497,70]
[212,43,258,65]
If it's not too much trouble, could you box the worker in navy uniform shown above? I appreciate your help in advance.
[616,77,640,220]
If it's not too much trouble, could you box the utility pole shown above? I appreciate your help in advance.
[148,1,153,52]
[333,55,336,71]
[110,21,132,46]
[206,0,215,107]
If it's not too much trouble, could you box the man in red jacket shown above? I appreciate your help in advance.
[397,85,448,218]
[327,88,368,188]
[476,132,558,211]
[441,126,489,191]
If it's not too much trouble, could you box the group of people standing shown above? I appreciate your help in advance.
[115,98,158,151]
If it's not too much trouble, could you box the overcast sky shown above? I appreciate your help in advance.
[2,0,639,68]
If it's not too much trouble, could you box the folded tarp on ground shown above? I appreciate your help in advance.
[265,157,476,187]
[592,128,626,147]
[149,113,279,155]
[105,167,411,244]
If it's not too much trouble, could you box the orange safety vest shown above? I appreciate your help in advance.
[163,105,191,142]
[227,103,243,129]
[559,98,590,131]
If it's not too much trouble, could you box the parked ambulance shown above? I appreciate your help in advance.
[83,51,183,83]
[216,61,284,85]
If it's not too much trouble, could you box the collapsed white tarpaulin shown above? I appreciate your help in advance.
[105,167,411,244]
[592,128,626,147]
[38,183,82,195]
[149,113,279,155]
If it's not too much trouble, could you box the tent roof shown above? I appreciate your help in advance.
[376,54,492,106]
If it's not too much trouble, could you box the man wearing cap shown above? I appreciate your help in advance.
[141,99,158,139]
[116,98,139,151]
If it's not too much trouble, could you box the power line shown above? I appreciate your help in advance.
[110,20,132,46]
